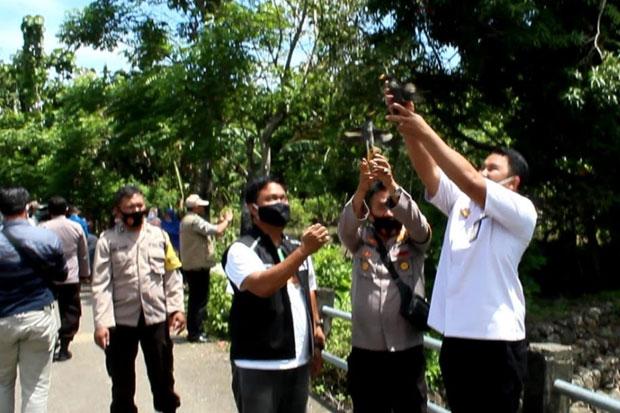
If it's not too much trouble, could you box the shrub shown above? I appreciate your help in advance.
[205,269,233,338]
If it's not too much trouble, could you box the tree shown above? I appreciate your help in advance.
[366,0,620,293]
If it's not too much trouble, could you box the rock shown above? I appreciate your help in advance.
[569,401,593,413]
[561,328,577,344]
[587,307,602,318]
[572,314,584,328]
[529,299,620,405]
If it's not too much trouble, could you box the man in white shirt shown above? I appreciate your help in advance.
[223,176,329,413]
[386,97,537,412]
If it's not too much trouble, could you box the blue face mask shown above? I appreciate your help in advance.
[257,203,290,228]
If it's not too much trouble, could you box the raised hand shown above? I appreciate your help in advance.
[357,158,375,194]
[300,223,330,256]
[369,153,397,189]
[220,210,233,223]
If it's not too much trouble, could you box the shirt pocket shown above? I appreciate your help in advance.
[393,248,415,283]
[111,250,131,275]
[355,246,378,280]
[149,247,166,276]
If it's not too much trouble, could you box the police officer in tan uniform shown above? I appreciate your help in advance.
[92,185,186,413]
[338,154,431,413]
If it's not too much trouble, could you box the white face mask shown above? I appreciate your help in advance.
[496,176,515,186]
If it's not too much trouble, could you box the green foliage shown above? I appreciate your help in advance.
[288,193,344,230]
[205,271,233,338]
[424,348,443,392]
[312,244,352,308]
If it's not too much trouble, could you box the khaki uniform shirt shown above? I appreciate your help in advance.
[40,216,89,284]
[92,223,184,328]
[179,212,217,270]
[338,190,431,352]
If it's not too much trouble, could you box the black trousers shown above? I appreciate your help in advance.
[347,346,428,413]
[105,315,180,413]
[184,268,211,338]
[439,337,528,413]
[55,283,81,345]
[231,363,310,413]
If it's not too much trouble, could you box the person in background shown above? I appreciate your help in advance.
[180,194,233,343]
[68,205,89,236]
[338,153,431,413]
[86,219,98,276]
[40,196,90,362]
[147,207,161,227]
[92,185,185,413]
[0,187,68,411]
[27,201,41,226]
[161,208,180,253]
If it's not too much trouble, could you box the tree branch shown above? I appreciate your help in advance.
[593,0,606,61]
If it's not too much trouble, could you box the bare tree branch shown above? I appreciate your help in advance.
[594,0,606,61]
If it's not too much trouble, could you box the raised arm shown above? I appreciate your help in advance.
[239,224,329,298]
[337,159,373,253]
[384,91,441,198]
[387,102,487,208]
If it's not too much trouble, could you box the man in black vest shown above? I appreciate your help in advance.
[223,176,329,413]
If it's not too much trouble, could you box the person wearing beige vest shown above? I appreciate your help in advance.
[179,193,233,343]
[92,185,185,413]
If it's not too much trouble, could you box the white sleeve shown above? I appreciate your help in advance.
[307,257,317,291]
[484,180,537,242]
[224,243,265,289]
[426,170,462,217]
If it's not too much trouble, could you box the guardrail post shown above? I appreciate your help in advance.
[316,287,335,337]
[523,342,573,413]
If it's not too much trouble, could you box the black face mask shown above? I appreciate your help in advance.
[257,203,290,228]
[373,216,402,236]
[121,210,145,228]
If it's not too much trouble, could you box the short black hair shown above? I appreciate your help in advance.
[113,185,143,208]
[244,175,286,204]
[48,196,68,216]
[365,181,387,206]
[492,147,529,185]
[0,187,30,216]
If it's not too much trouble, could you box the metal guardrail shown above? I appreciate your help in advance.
[554,380,620,413]
[320,305,450,413]
[320,305,620,413]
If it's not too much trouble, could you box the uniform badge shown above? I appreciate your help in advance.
[399,261,410,271]
[460,208,471,218]
[361,261,370,271]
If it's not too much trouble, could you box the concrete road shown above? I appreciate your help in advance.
[17,291,331,412]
